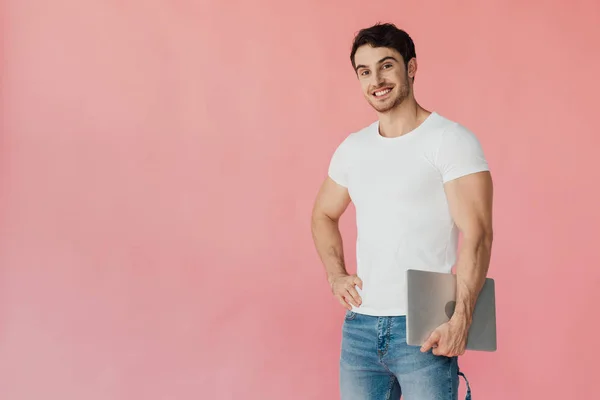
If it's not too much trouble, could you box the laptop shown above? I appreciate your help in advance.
[405,269,497,352]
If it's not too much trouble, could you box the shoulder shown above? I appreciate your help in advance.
[434,113,481,143]
[430,113,490,180]
[333,121,377,152]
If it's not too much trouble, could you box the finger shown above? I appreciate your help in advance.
[446,345,461,357]
[338,296,352,310]
[337,294,352,310]
[421,332,439,353]
[353,276,363,290]
[346,286,362,306]
[421,331,440,353]
[343,291,360,308]
[421,340,433,353]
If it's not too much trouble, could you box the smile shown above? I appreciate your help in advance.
[373,87,393,97]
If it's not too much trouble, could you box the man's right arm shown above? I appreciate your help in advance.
[311,177,362,310]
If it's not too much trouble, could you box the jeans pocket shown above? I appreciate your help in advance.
[345,310,357,321]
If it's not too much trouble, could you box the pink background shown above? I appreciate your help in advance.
[2,0,600,399]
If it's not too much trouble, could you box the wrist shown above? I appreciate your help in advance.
[450,311,472,328]
[328,272,348,287]
[451,295,474,325]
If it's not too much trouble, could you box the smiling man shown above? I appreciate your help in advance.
[311,23,493,400]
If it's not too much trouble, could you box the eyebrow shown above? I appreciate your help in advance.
[355,56,399,72]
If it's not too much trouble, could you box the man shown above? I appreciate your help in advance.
[311,23,493,400]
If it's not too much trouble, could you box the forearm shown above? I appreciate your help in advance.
[452,232,493,325]
[311,215,348,286]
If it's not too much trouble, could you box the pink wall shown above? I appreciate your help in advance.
[2,0,600,399]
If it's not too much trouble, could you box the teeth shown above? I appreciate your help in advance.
[375,89,391,96]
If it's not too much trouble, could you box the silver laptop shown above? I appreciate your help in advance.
[406,269,497,352]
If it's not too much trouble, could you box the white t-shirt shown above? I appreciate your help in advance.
[328,112,490,316]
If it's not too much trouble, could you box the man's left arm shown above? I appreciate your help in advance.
[421,170,494,356]
[448,168,494,323]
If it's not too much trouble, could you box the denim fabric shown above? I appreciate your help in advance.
[340,311,471,400]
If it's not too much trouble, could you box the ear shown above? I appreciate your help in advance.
[407,58,417,79]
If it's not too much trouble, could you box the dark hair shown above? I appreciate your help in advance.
[350,23,416,71]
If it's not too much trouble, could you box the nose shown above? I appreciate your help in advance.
[373,70,385,86]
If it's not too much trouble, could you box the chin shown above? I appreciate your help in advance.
[370,99,400,113]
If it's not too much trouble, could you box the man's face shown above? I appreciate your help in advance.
[353,45,412,113]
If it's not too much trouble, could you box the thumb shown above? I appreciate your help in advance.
[354,276,363,290]
[421,331,440,353]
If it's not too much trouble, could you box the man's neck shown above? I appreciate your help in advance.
[377,100,430,139]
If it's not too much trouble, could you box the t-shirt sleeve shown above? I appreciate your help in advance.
[436,123,490,183]
[328,137,351,188]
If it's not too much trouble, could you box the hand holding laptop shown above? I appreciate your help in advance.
[406,269,497,352]
[420,317,469,357]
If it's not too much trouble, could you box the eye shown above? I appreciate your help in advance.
[382,63,393,69]
[360,70,370,76]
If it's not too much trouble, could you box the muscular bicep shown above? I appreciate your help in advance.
[444,171,493,239]
[312,177,351,222]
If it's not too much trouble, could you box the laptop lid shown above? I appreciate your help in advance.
[405,269,497,352]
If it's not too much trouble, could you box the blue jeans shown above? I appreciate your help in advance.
[340,311,472,400]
